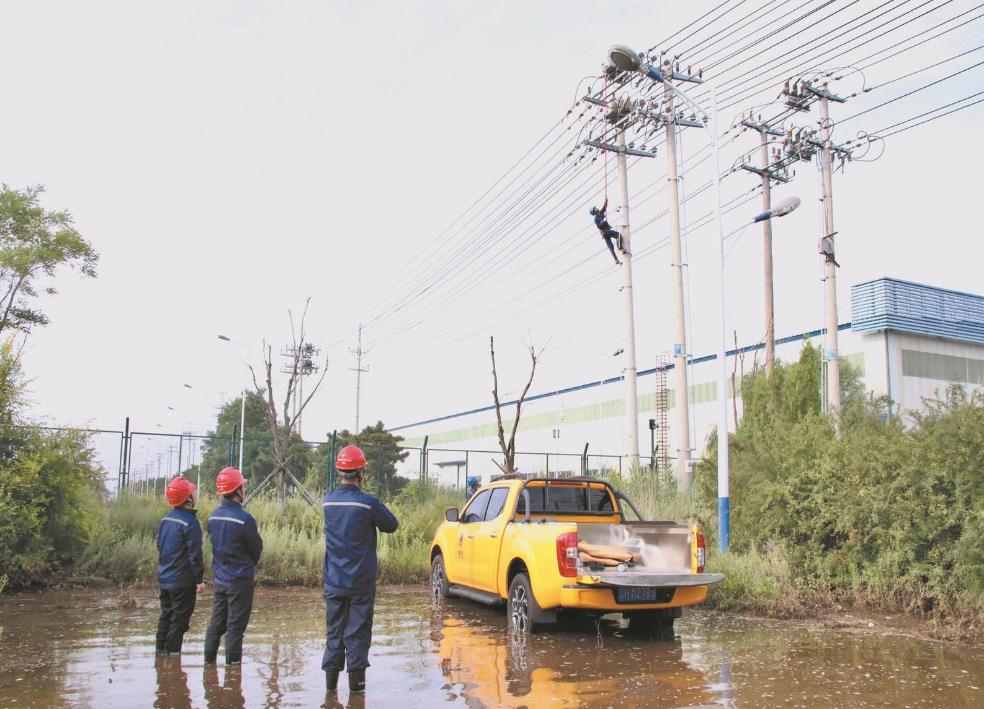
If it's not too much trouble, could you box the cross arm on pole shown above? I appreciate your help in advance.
[740,118,784,136]
[582,138,656,158]
[739,164,790,182]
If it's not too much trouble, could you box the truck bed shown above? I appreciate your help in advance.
[575,522,723,588]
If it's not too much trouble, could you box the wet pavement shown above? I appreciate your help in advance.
[0,587,982,707]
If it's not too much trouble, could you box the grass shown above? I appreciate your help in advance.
[75,486,462,587]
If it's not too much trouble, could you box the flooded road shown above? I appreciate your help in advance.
[1,588,982,707]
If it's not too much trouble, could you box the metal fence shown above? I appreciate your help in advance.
[33,421,664,502]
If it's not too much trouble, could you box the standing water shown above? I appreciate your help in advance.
[0,588,982,707]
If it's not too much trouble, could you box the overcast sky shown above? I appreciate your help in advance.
[2,0,982,473]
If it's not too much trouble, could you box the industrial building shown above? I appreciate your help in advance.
[393,278,984,485]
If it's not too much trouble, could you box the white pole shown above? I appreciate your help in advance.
[664,88,691,489]
[710,86,730,553]
[760,130,776,374]
[819,90,841,415]
[238,387,246,473]
[617,130,641,464]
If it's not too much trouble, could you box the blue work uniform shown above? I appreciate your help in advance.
[204,498,263,664]
[155,507,204,653]
[321,483,399,672]
[593,202,622,264]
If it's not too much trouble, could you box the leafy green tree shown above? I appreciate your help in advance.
[695,341,984,617]
[0,185,98,335]
[199,391,316,497]
[0,344,105,587]
[315,421,410,497]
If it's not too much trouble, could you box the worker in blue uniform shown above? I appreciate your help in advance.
[590,198,624,265]
[156,476,205,655]
[322,445,399,694]
[203,466,263,666]
[466,476,481,499]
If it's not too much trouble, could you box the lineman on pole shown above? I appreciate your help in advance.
[590,198,624,265]
[322,445,399,694]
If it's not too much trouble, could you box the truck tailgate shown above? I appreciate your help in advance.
[576,571,725,587]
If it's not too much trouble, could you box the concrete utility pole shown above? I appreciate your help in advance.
[663,89,692,487]
[740,117,788,374]
[581,92,657,467]
[349,324,369,433]
[280,342,320,438]
[616,130,641,464]
[782,79,851,416]
[806,83,847,415]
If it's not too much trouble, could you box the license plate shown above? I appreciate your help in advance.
[615,586,675,604]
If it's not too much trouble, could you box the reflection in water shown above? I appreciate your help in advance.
[154,655,191,709]
[2,588,984,707]
[432,603,714,707]
[203,663,245,709]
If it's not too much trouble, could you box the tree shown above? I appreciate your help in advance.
[490,336,542,475]
[0,186,98,336]
[249,299,328,509]
[0,344,105,587]
[197,391,318,496]
[315,421,410,496]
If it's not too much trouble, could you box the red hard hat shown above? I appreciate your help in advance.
[336,445,367,471]
[216,467,247,496]
[166,476,196,507]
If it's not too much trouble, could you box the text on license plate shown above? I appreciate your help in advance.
[614,586,676,604]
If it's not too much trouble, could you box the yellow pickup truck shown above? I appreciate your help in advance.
[429,476,723,639]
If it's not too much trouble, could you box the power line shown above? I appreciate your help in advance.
[864,42,984,90]
[841,57,984,122]
[875,91,984,136]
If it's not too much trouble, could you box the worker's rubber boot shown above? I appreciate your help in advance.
[349,670,366,693]
[325,670,340,692]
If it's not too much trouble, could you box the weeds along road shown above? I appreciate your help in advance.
[1,587,982,707]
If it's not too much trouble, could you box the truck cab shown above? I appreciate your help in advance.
[430,477,723,638]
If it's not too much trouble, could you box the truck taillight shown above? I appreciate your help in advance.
[556,532,578,578]
[691,524,705,573]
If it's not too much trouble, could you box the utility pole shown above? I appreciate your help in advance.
[740,116,788,374]
[813,83,845,415]
[349,324,369,433]
[655,66,704,490]
[280,342,320,437]
[616,130,641,465]
[663,89,691,488]
[782,79,850,415]
[582,95,657,467]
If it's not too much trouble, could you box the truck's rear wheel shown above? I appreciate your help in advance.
[431,554,449,601]
[626,609,676,641]
[508,573,534,633]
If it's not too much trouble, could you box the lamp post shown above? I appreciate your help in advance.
[716,196,801,552]
[182,384,210,487]
[218,335,250,473]
[608,44,725,490]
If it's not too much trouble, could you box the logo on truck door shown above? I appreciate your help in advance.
[457,532,464,559]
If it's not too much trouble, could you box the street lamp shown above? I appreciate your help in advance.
[218,334,250,473]
[182,384,211,487]
[717,196,800,552]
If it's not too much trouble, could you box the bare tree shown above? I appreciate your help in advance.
[490,336,543,475]
[247,299,328,509]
